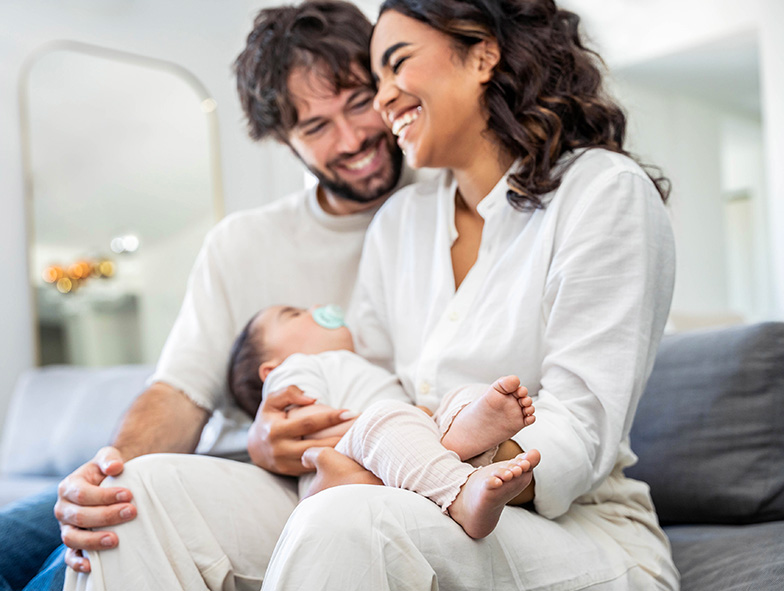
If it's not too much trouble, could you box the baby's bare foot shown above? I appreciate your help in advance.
[441,375,535,461]
[447,449,541,539]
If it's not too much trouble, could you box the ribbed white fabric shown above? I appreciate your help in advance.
[335,399,476,512]
[267,353,497,509]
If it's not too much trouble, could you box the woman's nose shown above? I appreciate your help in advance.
[373,77,397,124]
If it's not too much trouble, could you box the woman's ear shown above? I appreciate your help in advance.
[474,38,501,83]
[259,360,280,382]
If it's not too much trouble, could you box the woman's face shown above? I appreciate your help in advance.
[370,10,495,170]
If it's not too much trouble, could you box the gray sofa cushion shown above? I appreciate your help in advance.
[665,522,784,590]
[0,365,152,478]
[627,322,784,524]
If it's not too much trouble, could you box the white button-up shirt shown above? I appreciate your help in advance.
[349,148,675,519]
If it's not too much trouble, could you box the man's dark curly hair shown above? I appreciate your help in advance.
[378,0,670,208]
[235,0,374,143]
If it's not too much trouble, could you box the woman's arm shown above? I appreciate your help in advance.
[512,166,675,519]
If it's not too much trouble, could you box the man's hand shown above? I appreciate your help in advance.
[247,385,355,475]
[54,446,136,573]
[54,383,208,573]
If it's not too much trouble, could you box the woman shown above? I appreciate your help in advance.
[262,0,679,589]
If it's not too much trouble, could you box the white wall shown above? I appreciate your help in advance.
[1,0,783,429]
[612,81,773,322]
[760,0,784,318]
[563,0,763,68]
[720,118,771,320]
[566,0,784,323]
[134,217,215,364]
[0,0,305,427]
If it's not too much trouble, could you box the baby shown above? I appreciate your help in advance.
[228,304,540,538]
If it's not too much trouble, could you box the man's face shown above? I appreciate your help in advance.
[286,67,403,207]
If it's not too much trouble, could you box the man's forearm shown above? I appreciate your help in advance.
[111,382,210,461]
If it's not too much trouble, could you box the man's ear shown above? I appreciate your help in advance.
[474,38,501,83]
[259,360,280,382]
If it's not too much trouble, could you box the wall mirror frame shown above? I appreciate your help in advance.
[20,40,224,367]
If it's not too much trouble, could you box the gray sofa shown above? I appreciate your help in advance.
[0,364,153,507]
[1,323,782,589]
[627,321,784,589]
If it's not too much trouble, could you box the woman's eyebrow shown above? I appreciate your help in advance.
[380,41,411,68]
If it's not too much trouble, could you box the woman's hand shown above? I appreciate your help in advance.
[300,447,382,499]
[247,385,355,476]
[288,404,358,440]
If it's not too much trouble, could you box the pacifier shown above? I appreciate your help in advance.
[311,305,345,329]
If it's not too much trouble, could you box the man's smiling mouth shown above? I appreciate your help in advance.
[342,144,379,171]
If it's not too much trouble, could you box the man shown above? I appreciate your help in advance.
[3,2,406,588]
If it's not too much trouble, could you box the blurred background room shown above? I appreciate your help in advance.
[0,0,782,432]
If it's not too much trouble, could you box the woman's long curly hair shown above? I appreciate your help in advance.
[378,0,670,208]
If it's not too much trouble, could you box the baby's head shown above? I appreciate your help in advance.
[227,305,354,417]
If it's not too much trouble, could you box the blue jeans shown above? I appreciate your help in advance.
[0,486,66,591]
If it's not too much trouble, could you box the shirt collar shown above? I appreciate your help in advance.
[306,184,378,232]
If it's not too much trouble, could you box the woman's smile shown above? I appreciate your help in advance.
[390,105,421,137]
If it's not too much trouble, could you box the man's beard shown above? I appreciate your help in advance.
[309,133,404,204]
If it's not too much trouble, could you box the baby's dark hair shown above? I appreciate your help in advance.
[227,312,267,418]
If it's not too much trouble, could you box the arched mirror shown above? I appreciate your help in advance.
[21,42,223,366]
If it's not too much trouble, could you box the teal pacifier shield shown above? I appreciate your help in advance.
[312,305,345,329]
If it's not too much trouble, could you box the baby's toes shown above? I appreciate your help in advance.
[496,375,521,395]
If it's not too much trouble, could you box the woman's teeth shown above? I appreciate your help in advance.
[343,145,378,171]
[392,107,422,137]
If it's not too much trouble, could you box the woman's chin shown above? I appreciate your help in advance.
[402,146,429,170]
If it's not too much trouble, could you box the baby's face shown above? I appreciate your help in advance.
[254,305,354,362]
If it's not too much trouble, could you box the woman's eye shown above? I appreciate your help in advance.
[391,56,408,74]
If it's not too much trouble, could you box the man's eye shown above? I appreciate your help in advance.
[350,97,373,112]
[303,122,327,136]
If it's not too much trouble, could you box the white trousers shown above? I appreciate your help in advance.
[63,454,298,591]
[62,463,678,591]
[63,387,678,590]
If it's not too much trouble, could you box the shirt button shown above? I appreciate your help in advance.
[448,311,459,321]
[419,382,431,395]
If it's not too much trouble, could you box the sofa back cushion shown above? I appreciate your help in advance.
[628,322,784,525]
[0,365,152,477]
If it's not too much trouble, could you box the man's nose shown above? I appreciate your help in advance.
[334,118,365,154]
